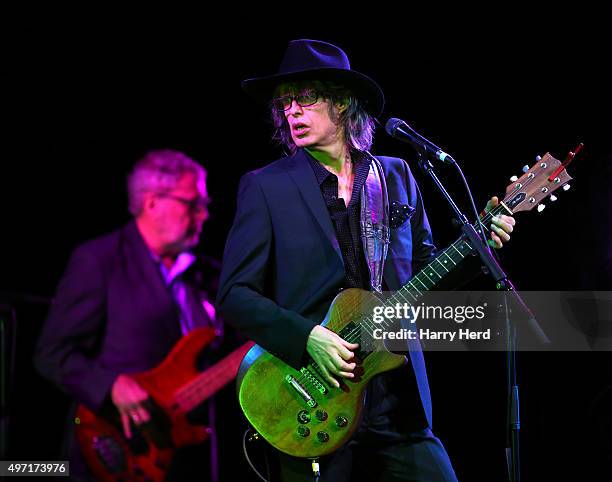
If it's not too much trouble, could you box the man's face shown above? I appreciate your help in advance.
[150,172,209,253]
[277,82,344,150]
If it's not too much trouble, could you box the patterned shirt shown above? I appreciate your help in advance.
[306,150,371,290]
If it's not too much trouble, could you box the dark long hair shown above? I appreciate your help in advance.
[270,80,376,154]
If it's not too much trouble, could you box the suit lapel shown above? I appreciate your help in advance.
[123,221,167,295]
[121,221,182,340]
[284,149,344,265]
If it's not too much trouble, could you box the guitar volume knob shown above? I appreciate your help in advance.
[297,426,311,437]
[315,410,328,421]
[335,416,348,427]
[297,410,311,424]
[317,431,330,443]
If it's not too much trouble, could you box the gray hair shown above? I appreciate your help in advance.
[270,80,376,154]
[127,149,206,216]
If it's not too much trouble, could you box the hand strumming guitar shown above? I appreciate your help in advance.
[307,325,359,388]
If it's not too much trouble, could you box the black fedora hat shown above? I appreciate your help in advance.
[241,39,385,116]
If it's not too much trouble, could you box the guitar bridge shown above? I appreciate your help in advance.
[285,375,318,408]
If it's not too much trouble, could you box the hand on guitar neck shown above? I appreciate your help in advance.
[111,374,151,439]
[306,325,360,388]
[484,196,516,249]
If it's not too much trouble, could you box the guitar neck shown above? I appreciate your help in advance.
[173,342,253,413]
[393,208,503,300]
[389,150,573,308]
[339,209,510,340]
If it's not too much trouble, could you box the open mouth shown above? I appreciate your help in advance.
[292,123,310,136]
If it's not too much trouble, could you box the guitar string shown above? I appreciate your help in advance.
[175,352,248,406]
[173,351,246,409]
[339,203,505,346]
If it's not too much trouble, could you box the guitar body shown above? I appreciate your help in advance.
[75,403,182,482]
[237,288,407,458]
[77,328,253,482]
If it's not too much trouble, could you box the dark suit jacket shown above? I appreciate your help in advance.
[217,148,436,426]
[35,220,218,411]
[34,220,221,480]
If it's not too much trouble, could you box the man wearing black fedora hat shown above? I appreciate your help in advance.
[218,39,514,481]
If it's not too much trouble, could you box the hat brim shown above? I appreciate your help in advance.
[241,68,385,117]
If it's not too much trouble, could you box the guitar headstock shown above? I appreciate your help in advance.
[502,152,573,214]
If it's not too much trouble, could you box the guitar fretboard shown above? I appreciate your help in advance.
[173,342,254,412]
[337,208,503,349]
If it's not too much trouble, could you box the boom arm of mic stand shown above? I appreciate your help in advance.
[416,154,549,344]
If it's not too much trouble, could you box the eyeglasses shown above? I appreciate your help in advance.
[157,193,211,213]
[271,90,326,112]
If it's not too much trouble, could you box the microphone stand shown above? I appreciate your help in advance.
[414,153,548,482]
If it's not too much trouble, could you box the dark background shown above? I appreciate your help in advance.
[2,11,611,481]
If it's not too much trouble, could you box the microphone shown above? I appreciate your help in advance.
[385,118,455,164]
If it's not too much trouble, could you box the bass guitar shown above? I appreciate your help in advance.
[76,328,253,482]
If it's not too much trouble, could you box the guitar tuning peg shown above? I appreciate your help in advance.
[535,155,542,161]
[550,194,558,201]
[522,165,530,173]
[562,184,571,191]
[537,204,546,212]
[510,175,519,182]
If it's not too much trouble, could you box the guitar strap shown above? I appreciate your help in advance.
[360,152,390,293]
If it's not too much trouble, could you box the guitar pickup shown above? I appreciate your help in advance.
[300,368,328,395]
[285,375,317,408]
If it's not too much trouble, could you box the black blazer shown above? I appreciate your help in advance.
[34,220,216,412]
[217,148,436,425]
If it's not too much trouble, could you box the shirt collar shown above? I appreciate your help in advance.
[305,149,370,186]
[150,250,197,285]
